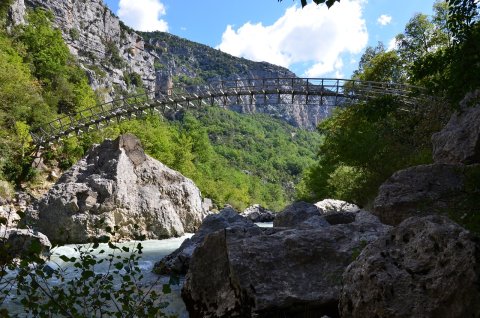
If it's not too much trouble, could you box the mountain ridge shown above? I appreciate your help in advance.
[8,0,331,129]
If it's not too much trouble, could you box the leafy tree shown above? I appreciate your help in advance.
[409,0,479,101]
[278,0,340,8]
[299,94,449,206]
[395,12,449,67]
[352,43,405,83]
[447,0,479,42]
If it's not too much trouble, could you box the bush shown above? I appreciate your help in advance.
[0,180,14,201]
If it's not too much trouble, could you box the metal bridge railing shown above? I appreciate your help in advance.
[30,77,427,147]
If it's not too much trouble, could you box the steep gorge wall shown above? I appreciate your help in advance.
[10,0,157,100]
[9,0,332,129]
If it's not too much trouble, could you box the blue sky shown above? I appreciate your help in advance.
[104,0,436,78]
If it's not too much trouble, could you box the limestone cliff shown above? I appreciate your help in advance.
[10,0,156,100]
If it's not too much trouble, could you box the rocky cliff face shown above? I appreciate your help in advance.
[11,0,156,100]
[9,0,332,129]
[143,31,333,129]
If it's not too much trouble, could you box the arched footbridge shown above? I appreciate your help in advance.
[31,77,427,147]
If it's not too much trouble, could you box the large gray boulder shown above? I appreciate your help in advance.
[373,163,480,227]
[273,201,324,228]
[153,207,255,274]
[274,200,362,228]
[27,134,207,244]
[315,199,360,214]
[0,228,51,262]
[340,215,480,318]
[182,212,390,318]
[432,92,480,165]
[241,204,276,222]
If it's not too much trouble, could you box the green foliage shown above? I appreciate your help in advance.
[17,10,70,83]
[0,0,14,24]
[352,43,405,83]
[278,0,339,8]
[15,8,97,114]
[299,96,448,206]
[0,8,97,186]
[411,23,480,102]
[447,0,479,42]
[0,180,14,201]
[104,40,125,68]
[124,71,143,88]
[69,28,80,41]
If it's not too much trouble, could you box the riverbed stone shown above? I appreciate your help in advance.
[340,215,480,318]
[241,204,276,222]
[273,201,323,228]
[182,212,390,318]
[154,207,255,274]
[27,134,207,244]
[315,199,360,214]
[0,228,51,262]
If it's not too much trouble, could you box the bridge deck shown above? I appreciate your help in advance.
[30,78,426,146]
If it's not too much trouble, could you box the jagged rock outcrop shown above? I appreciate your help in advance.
[7,0,26,27]
[154,207,255,275]
[241,204,276,222]
[27,134,206,244]
[0,205,21,228]
[340,215,480,318]
[374,92,480,228]
[432,93,480,165]
[182,211,391,318]
[0,228,51,262]
[0,192,36,227]
[11,0,156,98]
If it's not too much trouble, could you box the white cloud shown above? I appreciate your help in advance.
[377,14,392,26]
[217,1,368,77]
[117,0,168,32]
[387,37,397,51]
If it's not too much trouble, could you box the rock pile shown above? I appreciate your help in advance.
[181,202,390,317]
[241,204,276,222]
[179,93,480,318]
